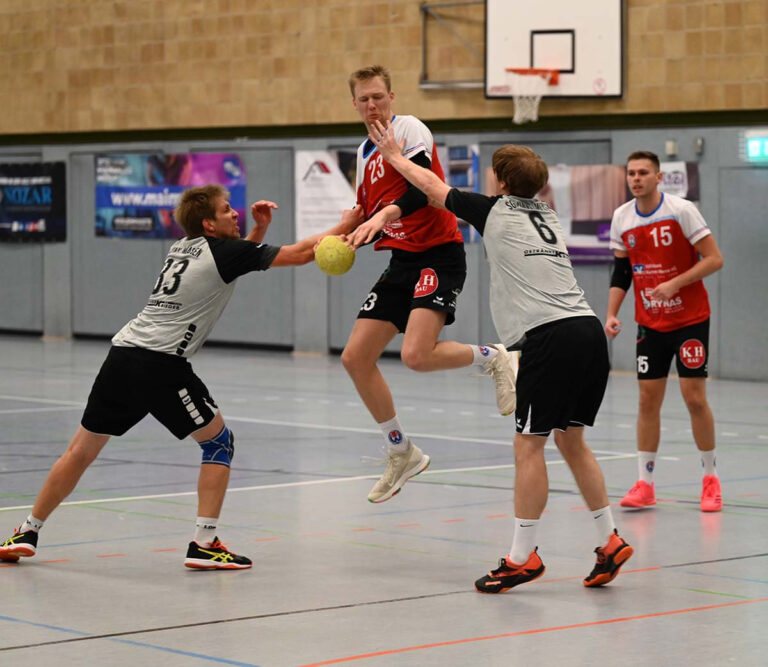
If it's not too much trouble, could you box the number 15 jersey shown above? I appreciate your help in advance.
[112,236,279,357]
[610,192,711,332]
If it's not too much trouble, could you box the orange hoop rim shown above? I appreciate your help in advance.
[505,68,559,85]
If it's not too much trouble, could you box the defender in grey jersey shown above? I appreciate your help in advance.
[371,124,633,592]
[0,185,363,570]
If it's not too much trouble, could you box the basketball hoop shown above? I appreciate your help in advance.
[505,69,559,124]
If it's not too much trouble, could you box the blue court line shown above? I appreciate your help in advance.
[112,639,263,666]
[682,570,768,586]
[0,613,263,666]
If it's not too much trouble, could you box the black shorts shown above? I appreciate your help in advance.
[636,319,709,379]
[357,242,466,333]
[515,316,609,436]
[81,346,219,439]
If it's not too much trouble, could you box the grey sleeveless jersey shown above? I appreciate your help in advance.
[445,191,595,347]
[112,235,279,357]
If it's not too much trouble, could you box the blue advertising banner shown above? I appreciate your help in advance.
[95,153,246,238]
[0,162,66,242]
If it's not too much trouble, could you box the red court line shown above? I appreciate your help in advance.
[298,597,768,667]
[485,514,508,519]
[97,553,125,558]
[440,519,465,523]
[153,548,180,552]
[40,559,71,563]
[396,523,420,528]
[351,528,375,532]
[254,537,282,543]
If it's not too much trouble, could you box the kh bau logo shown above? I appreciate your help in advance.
[414,268,438,298]
[679,339,706,369]
[388,430,403,445]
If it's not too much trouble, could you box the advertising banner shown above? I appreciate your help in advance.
[95,153,246,239]
[0,162,66,242]
[295,151,356,239]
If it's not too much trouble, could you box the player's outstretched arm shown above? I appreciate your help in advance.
[271,205,364,267]
[371,120,450,207]
[246,200,278,243]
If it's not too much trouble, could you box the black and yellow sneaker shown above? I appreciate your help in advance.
[0,527,38,561]
[184,537,252,570]
[475,548,546,593]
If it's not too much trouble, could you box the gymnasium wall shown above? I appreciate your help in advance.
[0,0,766,136]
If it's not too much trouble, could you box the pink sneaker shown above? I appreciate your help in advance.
[701,475,722,512]
[620,480,656,508]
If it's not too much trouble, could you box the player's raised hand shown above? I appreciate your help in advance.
[251,200,278,226]
[369,120,405,161]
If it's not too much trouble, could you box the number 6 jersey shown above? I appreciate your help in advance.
[610,192,711,332]
[112,236,279,357]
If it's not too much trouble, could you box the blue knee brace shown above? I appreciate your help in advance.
[199,426,234,467]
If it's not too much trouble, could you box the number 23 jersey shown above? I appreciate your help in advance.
[610,192,711,332]
[112,236,279,357]
[356,114,462,252]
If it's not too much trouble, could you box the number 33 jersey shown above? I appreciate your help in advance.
[112,236,279,357]
[610,192,711,332]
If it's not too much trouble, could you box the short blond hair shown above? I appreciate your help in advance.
[348,65,391,97]
[173,185,229,238]
[492,145,549,198]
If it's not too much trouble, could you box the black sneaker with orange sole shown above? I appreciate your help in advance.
[184,537,252,570]
[475,548,546,593]
[583,529,633,587]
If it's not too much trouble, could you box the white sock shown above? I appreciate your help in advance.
[194,517,218,545]
[591,505,617,543]
[470,344,499,366]
[379,416,409,453]
[638,451,656,484]
[21,515,44,533]
[509,517,539,564]
[701,450,717,477]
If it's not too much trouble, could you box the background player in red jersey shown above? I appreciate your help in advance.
[343,65,516,504]
[605,151,724,512]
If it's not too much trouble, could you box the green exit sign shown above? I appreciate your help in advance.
[743,130,768,163]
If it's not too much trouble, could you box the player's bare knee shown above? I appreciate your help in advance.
[400,346,430,372]
[198,426,234,467]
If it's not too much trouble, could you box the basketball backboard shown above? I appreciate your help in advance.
[485,0,624,98]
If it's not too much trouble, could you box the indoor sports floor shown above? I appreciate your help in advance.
[1,335,766,666]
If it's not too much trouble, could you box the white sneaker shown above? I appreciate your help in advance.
[367,441,430,503]
[481,344,518,416]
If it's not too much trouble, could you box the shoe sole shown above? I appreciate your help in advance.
[184,559,252,570]
[583,545,634,587]
[620,498,656,508]
[701,502,722,512]
[368,455,430,504]
[492,345,517,416]
[475,566,546,594]
[0,547,35,559]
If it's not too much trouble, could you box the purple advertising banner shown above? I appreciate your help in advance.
[96,153,246,239]
[0,162,66,242]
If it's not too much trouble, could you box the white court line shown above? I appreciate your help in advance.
[0,452,635,512]
[0,406,82,415]
[0,392,628,456]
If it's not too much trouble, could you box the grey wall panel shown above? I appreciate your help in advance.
[0,151,44,332]
[718,167,768,381]
[70,153,167,336]
[202,148,295,346]
[0,244,43,331]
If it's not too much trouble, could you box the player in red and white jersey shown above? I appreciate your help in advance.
[605,151,724,512]
[343,66,517,505]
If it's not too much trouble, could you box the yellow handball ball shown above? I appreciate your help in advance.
[314,235,355,276]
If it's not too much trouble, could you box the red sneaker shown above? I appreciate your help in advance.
[475,548,545,594]
[584,530,634,587]
[700,475,722,512]
[620,480,656,508]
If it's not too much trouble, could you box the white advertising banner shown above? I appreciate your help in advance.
[294,151,356,239]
